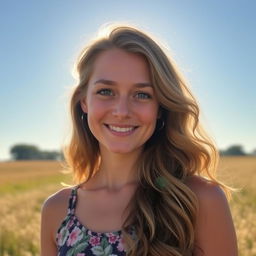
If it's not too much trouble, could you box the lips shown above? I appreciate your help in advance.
[104,124,138,134]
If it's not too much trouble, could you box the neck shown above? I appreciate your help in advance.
[92,148,141,191]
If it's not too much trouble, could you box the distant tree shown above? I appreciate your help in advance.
[219,150,225,156]
[251,149,256,156]
[10,144,41,160]
[10,144,62,160]
[40,150,61,160]
[221,145,246,156]
[59,151,65,161]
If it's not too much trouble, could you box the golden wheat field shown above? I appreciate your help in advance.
[0,157,255,256]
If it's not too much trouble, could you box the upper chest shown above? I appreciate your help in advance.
[74,185,137,232]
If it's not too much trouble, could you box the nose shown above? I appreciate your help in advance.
[112,96,131,119]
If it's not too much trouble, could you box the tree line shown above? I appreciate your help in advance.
[9,143,256,161]
[220,145,256,156]
[10,144,63,160]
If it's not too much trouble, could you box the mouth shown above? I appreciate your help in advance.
[104,124,138,134]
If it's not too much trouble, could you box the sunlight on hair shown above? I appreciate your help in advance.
[62,24,237,256]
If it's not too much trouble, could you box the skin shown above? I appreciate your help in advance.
[186,176,238,255]
[80,48,160,189]
[40,48,238,256]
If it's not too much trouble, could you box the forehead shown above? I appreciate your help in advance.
[89,48,151,83]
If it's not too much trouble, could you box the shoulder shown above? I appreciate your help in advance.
[185,175,226,204]
[185,175,232,227]
[42,186,73,212]
[41,187,74,255]
[41,186,75,224]
[185,176,238,256]
[41,187,74,241]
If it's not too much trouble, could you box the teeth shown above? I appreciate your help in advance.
[108,125,135,132]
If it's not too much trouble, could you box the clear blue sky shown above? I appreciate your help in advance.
[1,0,255,160]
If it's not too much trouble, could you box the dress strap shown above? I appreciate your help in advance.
[67,185,79,215]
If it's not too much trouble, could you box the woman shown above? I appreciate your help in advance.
[41,24,238,256]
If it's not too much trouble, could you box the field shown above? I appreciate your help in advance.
[0,157,255,256]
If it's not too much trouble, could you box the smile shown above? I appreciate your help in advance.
[105,124,138,135]
[109,125,135,132]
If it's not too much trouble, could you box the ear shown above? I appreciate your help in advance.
[80,98,88,113]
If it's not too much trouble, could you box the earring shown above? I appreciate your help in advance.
[157,119,165,131]
[81,112,87,121]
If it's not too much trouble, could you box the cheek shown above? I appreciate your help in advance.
[139,105,159,124]
[87,98,108,115]
[86,99,112,131]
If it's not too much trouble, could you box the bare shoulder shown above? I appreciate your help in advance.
[185,175,226,203]
[185,175,238,256]
[185,175,232,228]
[41,187,73,241]
[42,186,73,213]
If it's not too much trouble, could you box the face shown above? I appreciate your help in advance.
[80,48,159,155]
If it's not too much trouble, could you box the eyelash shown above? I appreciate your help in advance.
[96,89,113,96]
[96,89,152,99]
[135,92,152,99]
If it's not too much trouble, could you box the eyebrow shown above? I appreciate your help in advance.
[94,79,152,88]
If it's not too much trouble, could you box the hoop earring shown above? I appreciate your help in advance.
[157,119,165,131]
[81,112,87,121]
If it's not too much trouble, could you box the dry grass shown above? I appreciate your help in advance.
[0,157,255,255]
[218,156,256,255]
[0,161,72,256]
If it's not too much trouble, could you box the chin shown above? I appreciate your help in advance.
[106,145,141,155]
[109,148,133,154]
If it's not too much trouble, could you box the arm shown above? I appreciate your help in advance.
[40,198,58,256]
[40,188,71,256]
[187,177,238,256]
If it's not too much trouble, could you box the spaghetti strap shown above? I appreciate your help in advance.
[56,184,136,255]
[67,185,79,215]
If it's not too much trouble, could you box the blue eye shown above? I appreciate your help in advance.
[97,89,113,96]
[136,92,152,99]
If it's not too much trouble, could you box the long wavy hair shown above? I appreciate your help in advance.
[64,24,229,256]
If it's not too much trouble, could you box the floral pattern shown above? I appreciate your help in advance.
[56,186,136,256]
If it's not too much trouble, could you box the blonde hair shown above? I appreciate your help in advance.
[64,24,229,256]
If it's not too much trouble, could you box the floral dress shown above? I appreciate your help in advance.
[56,186,136,256]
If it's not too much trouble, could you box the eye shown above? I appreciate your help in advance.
[96,88,114,96]
[135,92,152,99]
